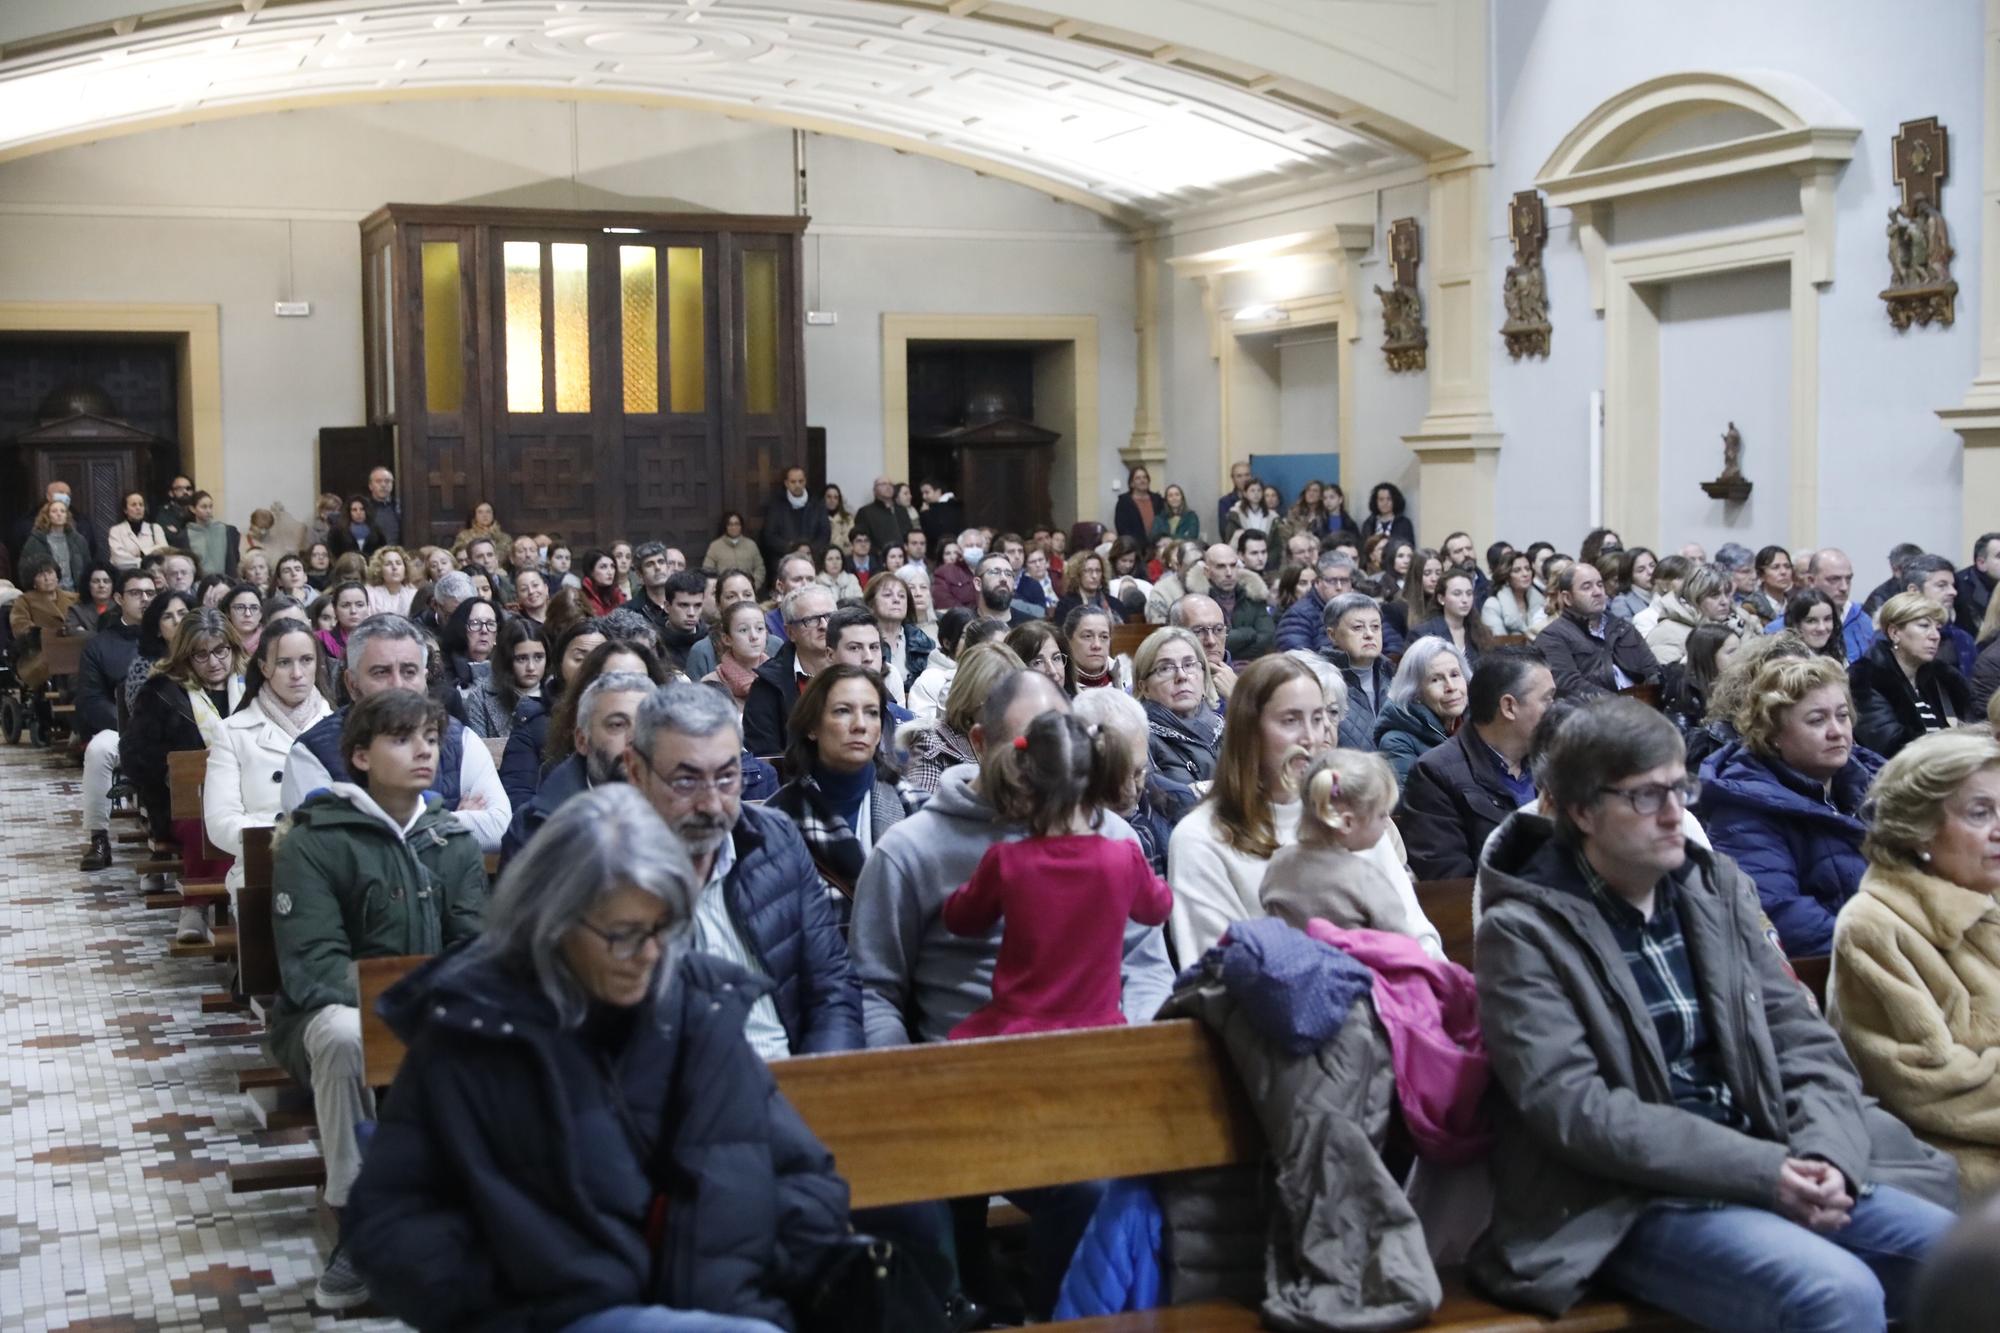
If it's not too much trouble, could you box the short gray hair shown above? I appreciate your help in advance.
[777,552,816,583]
[1388,635,1470,709]
[474,785,698,1027]
[1713,543,1754,573]
[345,613,429,673]
[1315,552,1356,581]
[578,671,657,733]
[434,571,476,603]
[780,582,832,622]
[1321,590,1378,632]
[1168,594,1220,629]
[1070,685,1146,739]
[631,680,740,758]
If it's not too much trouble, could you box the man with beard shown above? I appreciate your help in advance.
[1443,530,1489,604]
[625,681,862,1057]
[974,553,1020,627]
[496,672,653,867]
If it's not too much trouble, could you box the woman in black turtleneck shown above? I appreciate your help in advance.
[765,664,907,930]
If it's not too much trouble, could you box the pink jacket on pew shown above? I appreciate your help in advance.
[1305,921,1491,1164]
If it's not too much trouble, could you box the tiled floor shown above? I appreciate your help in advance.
[0,741,404,1332]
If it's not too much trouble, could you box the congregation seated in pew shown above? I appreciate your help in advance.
[26,458,2000,1333]
[268,688,489,1311]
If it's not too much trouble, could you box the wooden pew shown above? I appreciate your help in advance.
[1414,878,1478,969]
[163,750,237,960]
[342,960,1674,1331]
[1110,621,1155,661]
[39,631,87,737]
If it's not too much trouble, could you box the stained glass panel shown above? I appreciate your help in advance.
[620,246,659,415]
[419,241,463,414]
[503,240,544,414]
[552,242,591,413]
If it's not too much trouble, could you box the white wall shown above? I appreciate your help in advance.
[0,99,1134,527]
[1489,0,1985,563]
[1276,332,1340,454]
[1657,267,1792,556]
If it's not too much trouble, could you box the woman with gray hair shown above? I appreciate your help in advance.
[345,784,852,1333]
[1372,635,1470,788]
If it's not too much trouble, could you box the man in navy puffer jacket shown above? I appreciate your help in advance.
[1275,553,1356,654]
[624,681,863,1057]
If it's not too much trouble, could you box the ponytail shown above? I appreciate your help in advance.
[984,711,1133,837]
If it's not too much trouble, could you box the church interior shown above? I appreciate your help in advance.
[5,1,2000,1330]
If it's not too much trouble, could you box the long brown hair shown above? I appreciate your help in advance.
[1209,654,1319,859]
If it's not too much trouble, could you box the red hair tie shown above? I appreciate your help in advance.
[1013,736,1029,750]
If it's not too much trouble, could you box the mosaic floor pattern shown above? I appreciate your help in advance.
[1,742,404,1332]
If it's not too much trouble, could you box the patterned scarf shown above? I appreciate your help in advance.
[715,652,766,701]
[182,681,232,748]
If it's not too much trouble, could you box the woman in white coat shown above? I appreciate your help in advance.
[1168,652,1425,966]
[204,620,332,891]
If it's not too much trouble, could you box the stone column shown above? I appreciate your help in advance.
[1402,155,1502,546]
[1937,0,2000,549]
[1124,235,1168,471]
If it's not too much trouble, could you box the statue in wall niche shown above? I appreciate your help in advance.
[1701,421,1752,504]
[1501,189,1552,359]
[1378,216,1427,372]
[1881,116,1958,330]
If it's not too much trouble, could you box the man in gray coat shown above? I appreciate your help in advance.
[1473,697,1954,1329]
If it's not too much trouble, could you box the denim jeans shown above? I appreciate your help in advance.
[1599,1184,1955,1333]
[560,1308,783,1333]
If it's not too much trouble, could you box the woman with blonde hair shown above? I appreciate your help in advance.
[1830,729,2000,1191]
[1850,592,1970,759]
[364,545,416,616]
[898,641,1023,801]
[1133,626,1218,786]
[1693,654,1883,956]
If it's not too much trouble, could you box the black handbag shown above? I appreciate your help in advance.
[799,1234,955,1333]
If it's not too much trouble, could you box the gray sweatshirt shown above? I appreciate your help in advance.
[849,763,1176,1047]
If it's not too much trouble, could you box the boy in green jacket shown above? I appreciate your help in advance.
[268,688,488,1311]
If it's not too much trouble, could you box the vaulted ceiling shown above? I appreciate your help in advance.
[0,0,1436,223]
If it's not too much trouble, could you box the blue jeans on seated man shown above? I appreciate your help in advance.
[1599,1183,1954,1333]
[561,1309,782,1333]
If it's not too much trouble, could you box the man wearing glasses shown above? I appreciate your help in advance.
[1169,594,1236,707]
[1473,697,1953,1327]
[624,681,862,1059]
[1276,551,1357,654]
[743,583,835,755]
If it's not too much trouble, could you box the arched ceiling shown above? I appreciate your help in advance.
[0,0,1419,222]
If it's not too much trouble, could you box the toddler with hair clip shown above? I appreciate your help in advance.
[1260,749,1444,960]
[942,711,1173,1037]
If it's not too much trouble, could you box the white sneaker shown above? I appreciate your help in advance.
[174,905,211,944]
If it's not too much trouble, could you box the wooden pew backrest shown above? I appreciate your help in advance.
[38,631,88,679]
[359,955,428,1089]
[237,826,281,996]
[1109,622,1154,662]
[1415,878,1477,970]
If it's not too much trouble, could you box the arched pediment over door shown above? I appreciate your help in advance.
[1535,71,1860,550]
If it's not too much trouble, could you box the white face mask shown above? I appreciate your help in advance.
[960,546,985,568]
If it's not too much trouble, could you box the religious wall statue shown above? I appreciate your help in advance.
[1501,190,1552,359]
[1378,216,1427,372]
[1881,117,1958,329]
[1700,421,1752,503]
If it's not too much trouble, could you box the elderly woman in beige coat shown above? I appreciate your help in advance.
[1830,728,2000,1191]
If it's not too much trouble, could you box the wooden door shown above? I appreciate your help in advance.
[611,233,723,552]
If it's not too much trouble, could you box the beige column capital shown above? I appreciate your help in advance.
[1402,155,1503,546]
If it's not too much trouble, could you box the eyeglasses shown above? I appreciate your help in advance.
[787,612,831,630]
[1148,658,1203,681]
[1187,624,1227,640]
[466,619,498,633]
[1037,652,1069,669]
[1598,779,1700,816]
[191,644,234,665]
[576,916,683,962]
[636,751,742,798]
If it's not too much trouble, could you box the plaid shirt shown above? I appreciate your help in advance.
[1575,852,1746,1129]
